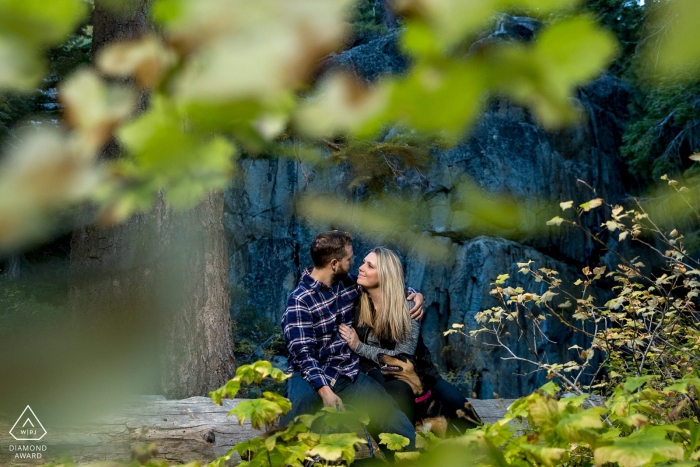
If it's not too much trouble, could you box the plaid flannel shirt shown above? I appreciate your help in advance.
[282,268,417,391]
[282,268,360,390]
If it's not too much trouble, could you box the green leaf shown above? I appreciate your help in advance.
[263,391,292,415]
[527,393,560,427]
[276,443,310,467]
[536,16,617,86]
[518,444,567,467]
[381,60,486,141]
[555,407,606,442]
[0,0,87,45]
[117,95,235,209]
[0,38,44,91]
[294,412,324,428]
[416,430,440,450]
[395,451,421,461]
[623,375,657,393]
[378,432,410,451]
[594,427,684,467]
[321,406,370,429]
[644,0,700,80]
[307,433,366,465]
[229,399,285,430]
[235,363,260,385]
[484,17,617,128]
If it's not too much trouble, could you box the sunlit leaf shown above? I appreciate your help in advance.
[263,391,292,415]
[594,427,684,467]
[555,407,606,442]
[307,433,365,465]
[378,433,410,451]
[580,198,603,212]
[229,398,284,429]
[546,216,565,226]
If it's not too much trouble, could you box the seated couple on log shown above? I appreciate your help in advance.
[280,231,481,453]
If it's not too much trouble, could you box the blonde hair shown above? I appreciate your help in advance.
[358,247,411,342]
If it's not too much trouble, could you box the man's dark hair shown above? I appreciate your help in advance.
[311,231,353,267]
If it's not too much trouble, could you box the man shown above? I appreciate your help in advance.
[280,231,424,449]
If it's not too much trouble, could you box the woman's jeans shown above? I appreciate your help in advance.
[367,369,482,435]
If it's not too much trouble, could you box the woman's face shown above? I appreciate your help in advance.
[357,252,379,289]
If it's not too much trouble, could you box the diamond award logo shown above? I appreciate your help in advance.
[9,406,47,441]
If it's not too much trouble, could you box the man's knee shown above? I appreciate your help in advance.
[281,373,321,425]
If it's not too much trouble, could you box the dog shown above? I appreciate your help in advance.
[378,353,482,438]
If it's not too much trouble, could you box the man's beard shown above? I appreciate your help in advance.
[331,269,349,284]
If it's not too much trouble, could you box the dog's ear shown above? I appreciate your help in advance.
[396,353,417,365]
[394,353,412,363]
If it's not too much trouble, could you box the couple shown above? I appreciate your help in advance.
[280,231,478,450]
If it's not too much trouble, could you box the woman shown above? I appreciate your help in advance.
[339,247,481,434]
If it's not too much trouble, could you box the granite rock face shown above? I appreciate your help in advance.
[405,236,596,398]
[223,24,633,398]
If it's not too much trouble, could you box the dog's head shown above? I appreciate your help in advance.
[378,353,423,395]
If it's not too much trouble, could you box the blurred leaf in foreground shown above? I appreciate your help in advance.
[0,0,87,90]
[643,0,700,81]
[0,128,100,250]
[155,0,353,101]
[59,69,137,151]
[297,177,526,260]
[393,0,579,49]
[96,35,177,88]
[115,95,236,210]
[487,16,618,128]
[296,193,452,262]
[295,72,391,138]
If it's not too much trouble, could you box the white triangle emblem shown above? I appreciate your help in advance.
[9,406,47,441]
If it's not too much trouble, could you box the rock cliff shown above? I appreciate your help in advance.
[224,17,632,398]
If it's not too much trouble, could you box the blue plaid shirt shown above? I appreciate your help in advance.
[282,268,417,391]
[282,268,361,390]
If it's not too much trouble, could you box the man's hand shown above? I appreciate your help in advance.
[407,292,425,321]
[318,386,344,410]
[339,324,360,350]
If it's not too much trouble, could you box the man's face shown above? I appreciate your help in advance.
[331,245,354,281]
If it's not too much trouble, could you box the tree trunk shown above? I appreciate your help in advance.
[69,1,235,399]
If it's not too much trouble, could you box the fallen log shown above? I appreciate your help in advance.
[0,396,515,466]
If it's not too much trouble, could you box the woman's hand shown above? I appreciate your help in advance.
[407,292,425,321]
[339,324,360,351]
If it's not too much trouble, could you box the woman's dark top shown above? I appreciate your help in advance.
[352,300,441,389]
